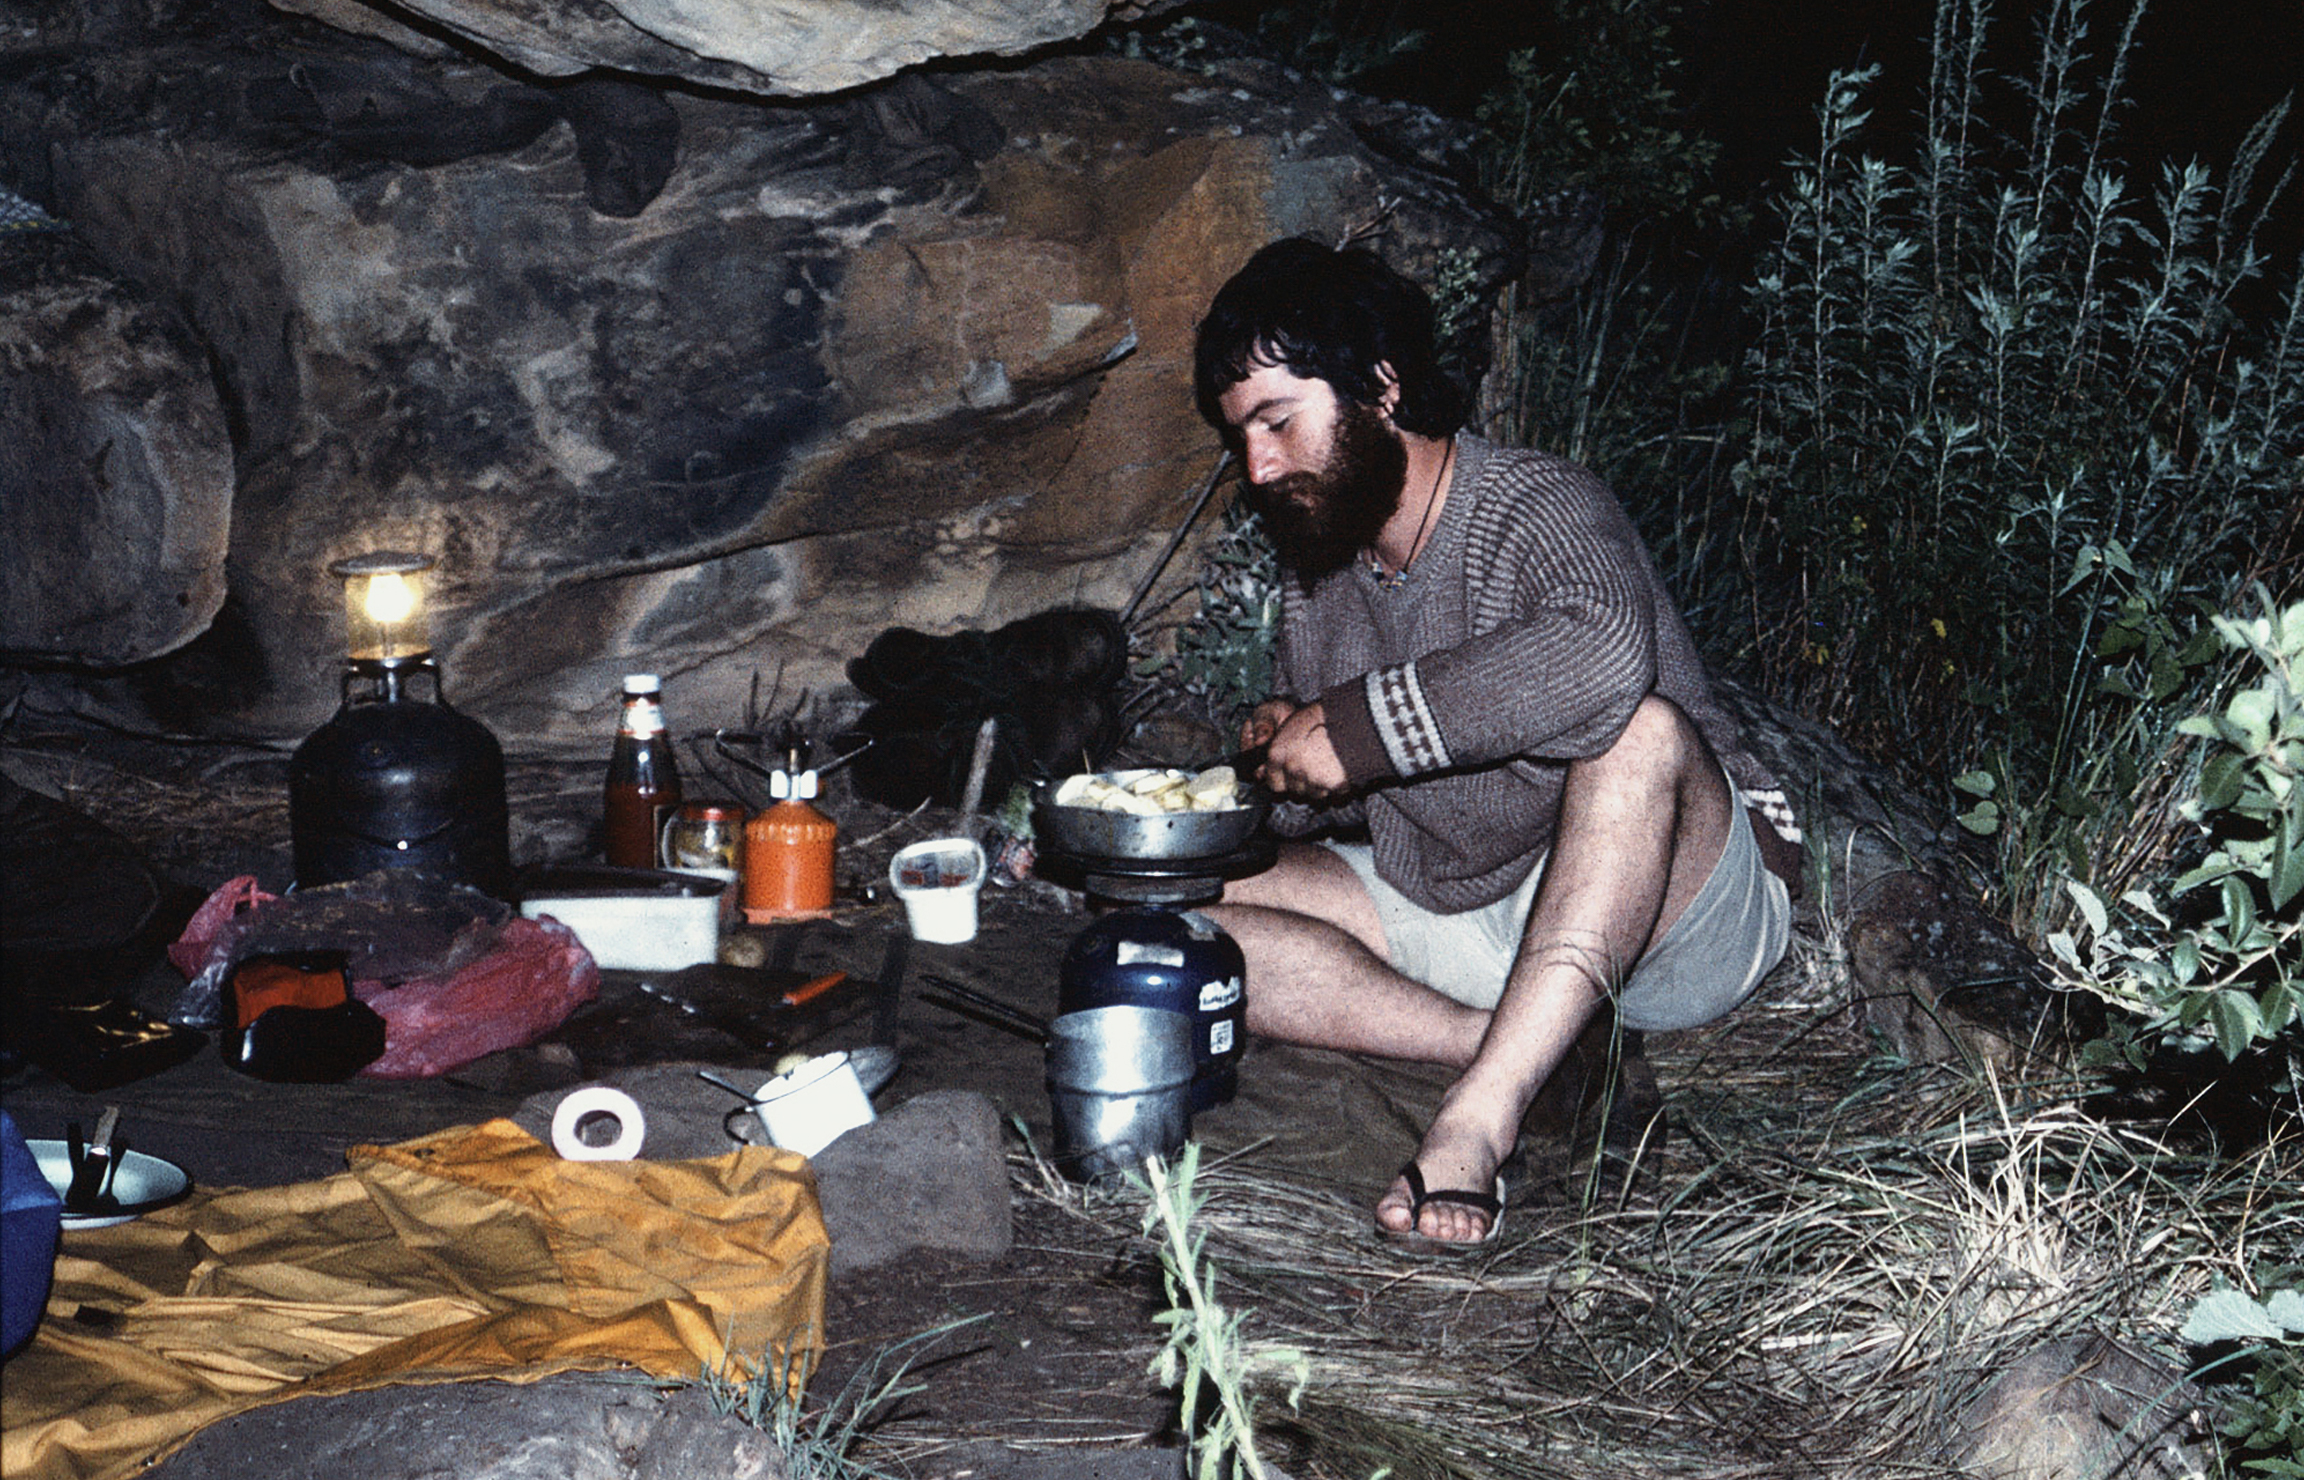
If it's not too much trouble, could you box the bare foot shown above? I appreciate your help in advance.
[1374,1117,1510,1244]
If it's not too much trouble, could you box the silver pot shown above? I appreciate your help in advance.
[1045,1005,1195,1182]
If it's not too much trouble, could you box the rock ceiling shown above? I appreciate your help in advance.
[271,0,1184,96]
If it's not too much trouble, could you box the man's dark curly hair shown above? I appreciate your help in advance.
[1194,237,1468,439]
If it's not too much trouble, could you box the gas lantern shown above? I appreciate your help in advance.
[288,550,512,897]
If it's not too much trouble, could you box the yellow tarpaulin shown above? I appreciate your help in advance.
[0,1118,829,1480]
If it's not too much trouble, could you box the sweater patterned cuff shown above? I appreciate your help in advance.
[1316,677,1393,783]
[1354,662,1453,778]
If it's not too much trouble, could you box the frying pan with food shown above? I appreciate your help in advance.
[1029,767,1270,864]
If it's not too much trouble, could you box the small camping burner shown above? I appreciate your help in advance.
[288,551,512,897]
[1040,831,1274,1114]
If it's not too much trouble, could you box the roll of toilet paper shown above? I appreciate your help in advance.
[550,1086,647,1161]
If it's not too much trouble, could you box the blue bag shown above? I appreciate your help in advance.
[2,1108,63,1358]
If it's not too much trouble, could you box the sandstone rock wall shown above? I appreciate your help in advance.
[1,9,1526,750]
[0,229,234,666]
[270,0,1181,97]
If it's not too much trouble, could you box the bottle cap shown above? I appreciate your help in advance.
[622,674,660,694]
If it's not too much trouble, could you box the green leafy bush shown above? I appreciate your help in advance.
[2048,588,2301,1069]
[1162,499,1284,735]
[1950,537,2238,936]
[1233,0,1428,89]
[2181,1278,2304,1476]
[1728,0,2302,930]
[1475,0,1745,636]
[1475,0,1724,230]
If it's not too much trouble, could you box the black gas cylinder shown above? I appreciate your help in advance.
[289,664,512,898]
[1058,904,1245,1112]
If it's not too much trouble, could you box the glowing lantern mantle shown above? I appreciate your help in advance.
[331,550,433,665]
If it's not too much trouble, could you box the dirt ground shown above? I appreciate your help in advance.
[14,697,2265,1480]
[1,713,1540,1478]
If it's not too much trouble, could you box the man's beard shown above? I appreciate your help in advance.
[1252,399,1408,580]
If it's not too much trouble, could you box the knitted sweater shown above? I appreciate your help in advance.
[1272,434,1794,914]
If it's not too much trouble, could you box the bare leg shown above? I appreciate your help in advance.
[1209,842,1490,1066]
[1373,696,1733,1241]
[1209,698,1732,1241]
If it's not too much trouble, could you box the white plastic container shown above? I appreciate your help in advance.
[519,865,725,971]
[888,838,986,944]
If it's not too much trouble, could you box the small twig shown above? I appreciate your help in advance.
[847,798,932,851]
[957,716,999,836]
[1335,199,1397,249]
[1121,450,1235,630]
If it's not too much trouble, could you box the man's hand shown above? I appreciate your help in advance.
[1239,699,1297,753]
[1248,699,1347,800]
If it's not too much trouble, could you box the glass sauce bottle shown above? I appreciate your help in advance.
[604,674,683,867]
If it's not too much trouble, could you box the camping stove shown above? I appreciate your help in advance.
[1043,839,1273,1113]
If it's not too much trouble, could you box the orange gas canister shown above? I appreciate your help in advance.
[743,768,836,922]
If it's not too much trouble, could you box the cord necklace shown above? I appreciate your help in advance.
[1368,436,1453,591]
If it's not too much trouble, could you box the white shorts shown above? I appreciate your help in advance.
[1321,785,1791,1032]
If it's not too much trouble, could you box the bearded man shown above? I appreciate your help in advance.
[1196,239,1802,1245]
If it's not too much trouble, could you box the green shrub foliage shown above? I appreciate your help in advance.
[1730,0,2302,927]
[2183,1278,2304,1474]
[1476,0,1723,230]
[2050,589,2301,1066]
[1477,0,1746,636]
[1163,499,1284,737]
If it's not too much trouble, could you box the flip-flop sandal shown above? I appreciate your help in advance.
[1381,1160,1507,1251]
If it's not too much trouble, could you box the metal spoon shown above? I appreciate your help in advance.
[693,1068,760,1102]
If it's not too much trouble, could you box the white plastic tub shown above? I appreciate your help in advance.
[518,865,726,972]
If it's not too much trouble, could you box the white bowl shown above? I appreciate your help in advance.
[27,1140,192,1229]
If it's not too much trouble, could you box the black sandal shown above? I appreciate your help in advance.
[1383,1160,1506,1249]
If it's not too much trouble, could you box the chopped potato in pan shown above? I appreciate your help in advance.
[1052,765,1242,813]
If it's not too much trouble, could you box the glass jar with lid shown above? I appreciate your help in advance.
[660,800,745,875]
